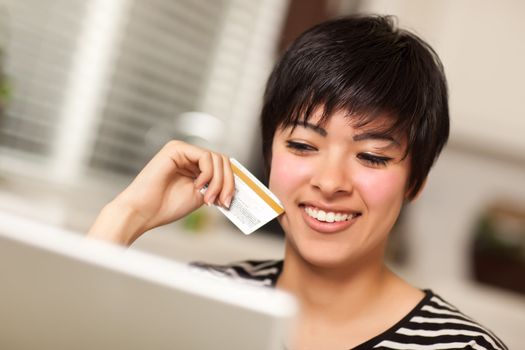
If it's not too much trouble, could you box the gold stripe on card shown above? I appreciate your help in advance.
[231,163,284,214]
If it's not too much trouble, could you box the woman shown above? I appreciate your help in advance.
[89,15,507,349]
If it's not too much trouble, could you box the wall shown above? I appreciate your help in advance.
[358,0,525,159]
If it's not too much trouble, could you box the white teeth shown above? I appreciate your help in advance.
[304,206,357,223]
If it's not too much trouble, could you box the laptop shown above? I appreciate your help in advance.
[0,211,296,350]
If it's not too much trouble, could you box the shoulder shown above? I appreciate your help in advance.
[371,290,508,350]
[190,259,283,288]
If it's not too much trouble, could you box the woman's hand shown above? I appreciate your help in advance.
[87,140,235,245]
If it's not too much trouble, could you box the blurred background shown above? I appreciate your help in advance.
[0,0,524,347]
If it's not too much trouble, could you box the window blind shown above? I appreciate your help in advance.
[0,0,87,157]
[89,0,227,175]
[0,0,288,185]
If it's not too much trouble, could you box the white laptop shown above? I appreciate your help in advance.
[0,211,296,350]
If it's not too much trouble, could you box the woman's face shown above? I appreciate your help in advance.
[269,109,411,268]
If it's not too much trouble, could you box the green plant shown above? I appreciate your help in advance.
[0,49,9,112]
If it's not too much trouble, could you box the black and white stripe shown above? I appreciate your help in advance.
[190,259,282,288]
[370,293,507,350]
[191,260,507,350]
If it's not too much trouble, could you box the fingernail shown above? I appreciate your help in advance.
[207,195,216,206]
[223,197,231,209]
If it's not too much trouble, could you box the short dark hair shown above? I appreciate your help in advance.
[261,15,449,200]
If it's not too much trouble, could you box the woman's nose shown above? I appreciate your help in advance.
[309,157,353,197]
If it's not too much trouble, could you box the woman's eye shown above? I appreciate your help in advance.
[357,153,392,167]
[285,141,316,153]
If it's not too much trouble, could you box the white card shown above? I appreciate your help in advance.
[201,158,284,234]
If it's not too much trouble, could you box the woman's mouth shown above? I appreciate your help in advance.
[304,206,361,223]
[300,205,362,233]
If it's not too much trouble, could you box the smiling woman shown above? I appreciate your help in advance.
[270,110,411,271]
[88,15,507,350]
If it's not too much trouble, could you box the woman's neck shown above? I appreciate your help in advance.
[276,242,424,349]
[276,245,391,321]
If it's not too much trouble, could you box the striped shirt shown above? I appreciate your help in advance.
[191,259,508,350]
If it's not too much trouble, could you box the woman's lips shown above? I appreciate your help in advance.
[303,205,359,222]
[300,205,360,234]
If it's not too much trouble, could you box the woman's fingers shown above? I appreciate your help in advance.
[203,152,224,205]
[220,155,235,208]
[161,140,235,208]
[177,168,198,178]
[193,150,214,190]
[205,153,236,208]
[191,150,224,206]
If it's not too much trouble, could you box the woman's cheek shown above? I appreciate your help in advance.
[354,168,407,205]
[269,154,311,197]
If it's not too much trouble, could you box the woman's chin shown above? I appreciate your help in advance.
[305,254,351,270]
[292,240,356,270]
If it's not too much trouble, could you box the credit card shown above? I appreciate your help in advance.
[201,158,284,234]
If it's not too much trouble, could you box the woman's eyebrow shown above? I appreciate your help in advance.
[293,121,327,136]
[353,132,400,147]
[292,121,400,147]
